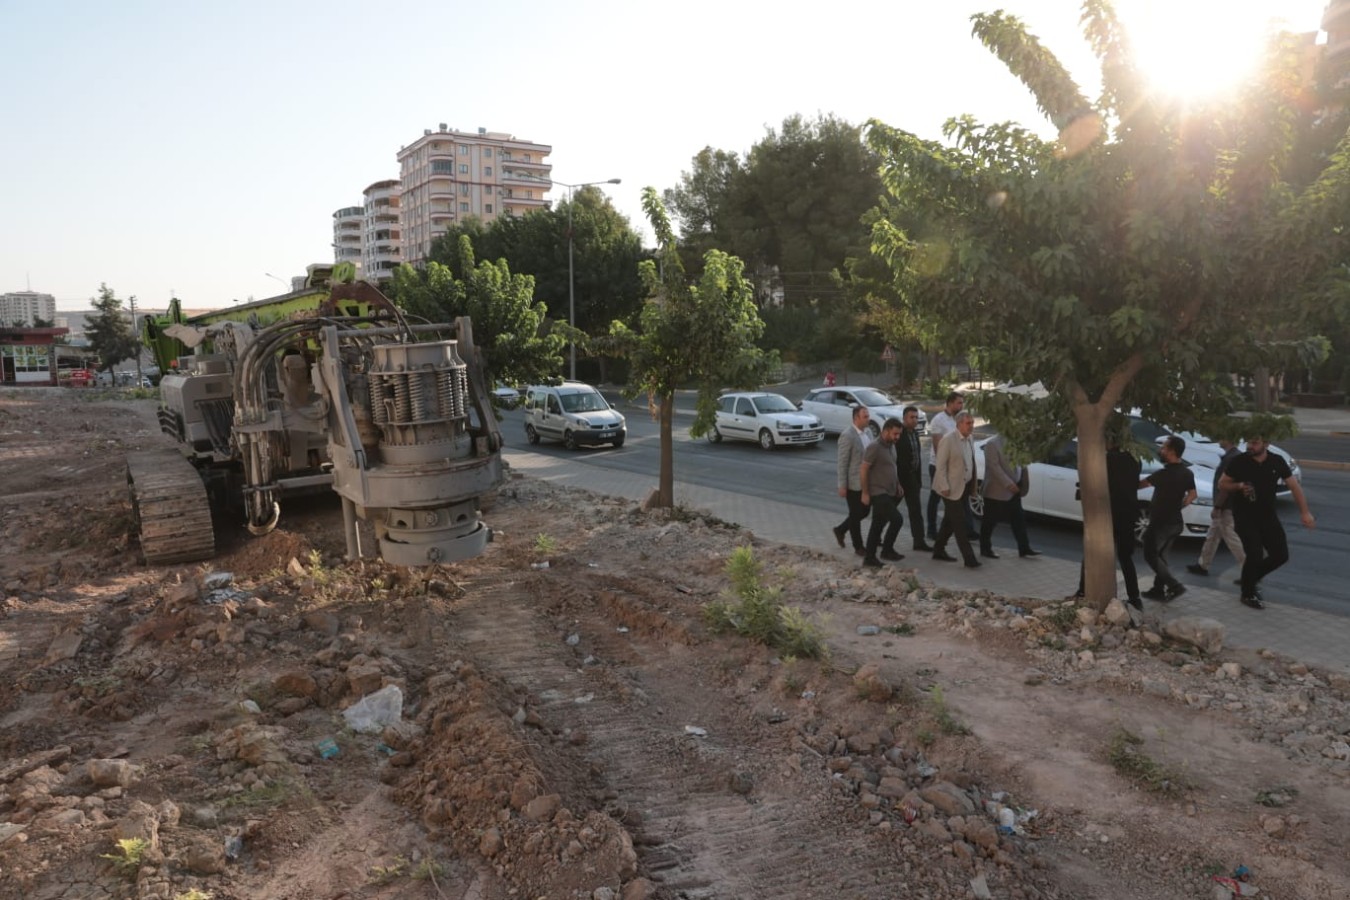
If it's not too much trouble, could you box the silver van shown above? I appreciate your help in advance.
[524,381,626,449]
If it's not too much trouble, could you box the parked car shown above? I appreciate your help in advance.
[523,381,625,449]
[798,386,927,439]
[709,392,824,450]
[968,435,1214,541]
[492,383,522,408]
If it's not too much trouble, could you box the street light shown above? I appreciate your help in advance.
[263,272,289,291]
[553,177,621,381]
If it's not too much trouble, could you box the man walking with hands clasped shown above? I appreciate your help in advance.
[931,411,981,567]
[895,406,933,552]
[1139,435,1196,601]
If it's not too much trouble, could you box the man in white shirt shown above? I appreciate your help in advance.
[925,391,964,541]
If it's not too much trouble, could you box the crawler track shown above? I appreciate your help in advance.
[126,449,216,564]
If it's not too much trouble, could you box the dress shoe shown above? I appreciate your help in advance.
[832,525,847,548]
[980,549,1000,559]
[1140,586,1167,600]
[862,557,883,569]
[1186,563,1209,576]
[913,542,934,552]
[932,550,957,562]
[963,559,983,568]
[1019,549,1041,558]
[1240,591,1265,610]
[880,549,905,562]
[1164,584,1187,600]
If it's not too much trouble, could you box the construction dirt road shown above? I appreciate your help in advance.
[2,388,1349,900]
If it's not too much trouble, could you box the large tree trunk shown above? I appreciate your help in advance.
[657,393,675,508]
[1074,401,1116,611]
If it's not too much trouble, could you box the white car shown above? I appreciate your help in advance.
[1131,416,1301,490]
[492,383,522,408]
[798,386,927,439]
[523,382,626,449]
[969,436,1214,541]
[709,392,824,450]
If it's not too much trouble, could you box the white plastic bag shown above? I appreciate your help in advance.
[342,684,403,734]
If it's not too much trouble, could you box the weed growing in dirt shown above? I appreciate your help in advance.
[1255,786,1299,807]
[883,624,915,636]
[534,533,558,554]
[916,728,935,747]
[218,778,305,810]
[410,859,447,881]
[927,685,970,735]
[704,547,826,659]
[174,890,213,900]
[1047,604,1078,630]
[101,837,148,875]
[306,549,332,585]
[1107,728,1188,793]
[367,857,409,884]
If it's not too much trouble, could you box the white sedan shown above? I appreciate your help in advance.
[798,386,927,438]
[709,392,825,450]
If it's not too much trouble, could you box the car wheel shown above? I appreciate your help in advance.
[759,429,776,451]
[525,424,540,445]
[1134,506,1150,544]
[967,484,985,519]
[707,425,722,444]
[612,434,625,448]
[564,430,578,451]
[867,421,881,439]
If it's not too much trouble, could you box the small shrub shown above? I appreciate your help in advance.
[175,891,213,900]
[1047,604,1078,631]
[533,533,557,554]
[928,685,970,735]
[410,859,446,881]
[101,837,149,875]
[883,624,915,636]
[1107,728,1188,793]
[367,857,408,884]
[704,547,826,659]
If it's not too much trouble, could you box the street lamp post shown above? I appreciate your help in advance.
[552,177,621,381]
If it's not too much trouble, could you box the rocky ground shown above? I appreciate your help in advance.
[1,387,1349,900]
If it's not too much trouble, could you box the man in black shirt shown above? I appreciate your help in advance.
[1139,436,1196,601]
[1219,434,1316,609]
[894,407,932,552]
[1075,437,1143,617]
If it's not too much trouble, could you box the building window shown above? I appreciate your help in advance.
[485,203,493,214]
[459,202,470,212]
[523,154,531,162]
[501,151,512,160]
[459,145,469,155]
[459,164,468,174]
[484,166,492,176]
[483,148,492,158]
[526,190,533,199]
[432,160,454,174]
[460,184,469,195]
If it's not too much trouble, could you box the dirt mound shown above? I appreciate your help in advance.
[2,388,1349,899]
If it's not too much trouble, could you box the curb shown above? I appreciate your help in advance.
[1299,459,1350,472]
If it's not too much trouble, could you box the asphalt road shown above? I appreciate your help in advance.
[501,405,1350,618]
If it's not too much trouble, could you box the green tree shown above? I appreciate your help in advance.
[85,284,139,376]
[664,115,883,311]
[428,189,646,380]
[867,2,1347,609]
[388,237,566,389]
[608,189,777,508]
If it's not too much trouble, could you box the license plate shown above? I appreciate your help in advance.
[599,431,616,439]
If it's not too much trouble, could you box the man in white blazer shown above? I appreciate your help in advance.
[931,411,980,567]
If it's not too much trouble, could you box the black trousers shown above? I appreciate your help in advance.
[865,493,903,559]
[899,471,925,547]
[1143,520,1184,591]
[1234,511,1289,596]
[979,496,1033,553]
[934,487,977,564]
[928,463,977,537]
[837,488,871,552]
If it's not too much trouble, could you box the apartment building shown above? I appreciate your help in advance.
[1326,0,1350,86]
[362,179,402,281]
[396,124,552,265]
[1,291,56,326]
[332,205,363,268]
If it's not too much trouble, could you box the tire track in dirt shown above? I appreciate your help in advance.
[447,577,952,900]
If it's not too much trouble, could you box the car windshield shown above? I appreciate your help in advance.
[752,394,797,414]
[1128,416,1171,444]
[854,389,894,407]
[560,391,608,413]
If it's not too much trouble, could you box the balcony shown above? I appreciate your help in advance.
[502,170,550,187]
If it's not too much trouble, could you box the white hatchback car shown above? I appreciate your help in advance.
[709,392,824,450]
[798,386,927,438]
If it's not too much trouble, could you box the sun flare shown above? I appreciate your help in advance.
[1116,0,1325,102]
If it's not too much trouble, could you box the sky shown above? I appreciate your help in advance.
[0,0,1333,311]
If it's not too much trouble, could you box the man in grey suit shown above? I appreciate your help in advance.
[832,405,872,556]
[978,434,1040,559]
[931,411,981,567]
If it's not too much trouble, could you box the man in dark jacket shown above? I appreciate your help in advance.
[1075,434,1144,619]
[1139,435,1197,601]
[894,406,932,552]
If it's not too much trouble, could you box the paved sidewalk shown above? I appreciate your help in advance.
[505,448,1350,676]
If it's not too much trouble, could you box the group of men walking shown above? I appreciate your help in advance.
[834,391,1039,571]
[835,392,1316,614]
